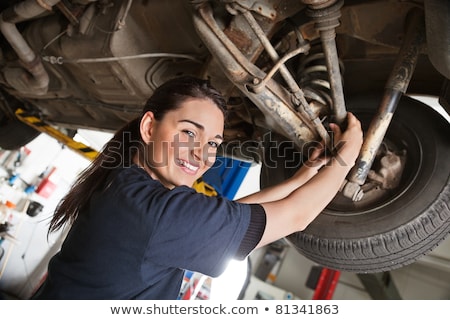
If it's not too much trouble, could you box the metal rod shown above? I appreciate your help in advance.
[347,9,425,187]
[321,28,346,126]
[242,10,302,96]
[306,0,347,127]
[251,44,310,93]
[0,0,62,95]
[242,9,331,148]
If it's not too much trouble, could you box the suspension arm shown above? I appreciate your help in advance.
[343,9,425,200]
[192,2,326,149]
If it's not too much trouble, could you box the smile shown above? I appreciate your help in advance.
[177,159,199,174]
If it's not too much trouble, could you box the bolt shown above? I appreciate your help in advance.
[341,180,364,202]
[353,189,364,202]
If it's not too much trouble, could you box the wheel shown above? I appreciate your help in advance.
[0,114,41,150]
[261,94,450,273]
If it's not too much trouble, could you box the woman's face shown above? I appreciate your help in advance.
[141,98,224,189]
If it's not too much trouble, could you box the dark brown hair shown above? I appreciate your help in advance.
[48,76,226,233]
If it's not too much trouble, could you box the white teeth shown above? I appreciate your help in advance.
[180,159,198,171]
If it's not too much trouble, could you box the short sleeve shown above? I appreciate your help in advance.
[141,185,262,277]
[235,203,266,259]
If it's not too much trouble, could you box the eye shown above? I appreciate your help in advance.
[208,141,219,148]
[182,130,195,138]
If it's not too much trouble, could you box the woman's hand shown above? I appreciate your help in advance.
[292,112,363,183]
[329,112,363,168]
[291,139,330,183]
[256,112,363,248]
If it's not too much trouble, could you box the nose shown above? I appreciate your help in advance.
[190,140,215,166]
[191,146,202,162]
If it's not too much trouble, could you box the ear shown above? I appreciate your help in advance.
[140,111,155,144]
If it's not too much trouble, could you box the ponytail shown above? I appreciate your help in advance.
[48,76,226,233]
[48,117,142,233]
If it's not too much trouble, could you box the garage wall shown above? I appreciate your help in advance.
[0,133,100,299]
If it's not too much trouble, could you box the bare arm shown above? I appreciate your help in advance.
[237,140,328,204]
[254,112,363,248]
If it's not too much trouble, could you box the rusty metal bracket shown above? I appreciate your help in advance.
[222,0,277,20]
[239,7,332,149]
[193,2,325,149]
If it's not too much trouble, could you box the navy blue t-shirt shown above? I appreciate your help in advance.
[33,165,266,299]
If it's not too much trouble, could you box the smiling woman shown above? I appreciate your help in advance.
[31,76,363,300]
[137,98,225,189]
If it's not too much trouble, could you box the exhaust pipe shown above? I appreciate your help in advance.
[0,0,61,95]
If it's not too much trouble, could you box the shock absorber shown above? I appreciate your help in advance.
[344,8,425,199]
[302,0,347,127]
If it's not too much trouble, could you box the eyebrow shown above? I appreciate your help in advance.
[179,119,223,141]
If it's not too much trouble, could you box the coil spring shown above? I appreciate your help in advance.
[296,41,344,115]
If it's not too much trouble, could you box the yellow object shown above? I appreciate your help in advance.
[192,179,218,197]
[15,108,99,161]
[16,108,219,196]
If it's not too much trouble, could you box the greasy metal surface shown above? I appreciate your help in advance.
[0,0,446,150]
[385,10,426,93]
[0,0,57,95]
[193,2,318,148]
[346,9,425,191]
[338,1,418,49]
[301,0,338,9]
[11,0,204,130]
[239,7,332,148]
[425,0,450,79]
[367,148,406,190]
[306,0,346,126]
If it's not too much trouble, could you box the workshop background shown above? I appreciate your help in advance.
[0,95,449,300]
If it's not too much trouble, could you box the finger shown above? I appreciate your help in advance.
[310,141,325,159]
[309,148,321,161]
[309,154,330,169]
[329,123,342,134]
[329,123,342,143]
[346,112,362,129]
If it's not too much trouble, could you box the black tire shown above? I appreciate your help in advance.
[261,95,450,273]
[0,115,41,150]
